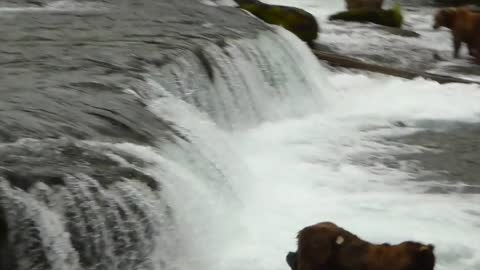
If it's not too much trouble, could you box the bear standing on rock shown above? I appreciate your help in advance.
[433,7,480,63]
[286,221,436,270]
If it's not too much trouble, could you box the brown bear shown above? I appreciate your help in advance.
[433,7,480,62]
[288,221,436,270]
[345,0,384,10]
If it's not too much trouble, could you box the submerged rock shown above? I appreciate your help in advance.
[236,0,319,46]
[374,25,420,37]
[329,5,404,28]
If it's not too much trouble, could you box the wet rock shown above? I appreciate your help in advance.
[0,140,160,192]
[433,0,480,6]
[236,0,319,46]
[329,4,404,28]
[26,0,44,6]
[374,25,420,37]
[346,0,384,10]
[433,52,446,61]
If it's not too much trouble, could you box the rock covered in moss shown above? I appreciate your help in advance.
[346,0,384,10]
[433,0,480,6]
[236,0,319,46]
[329,4,403,28]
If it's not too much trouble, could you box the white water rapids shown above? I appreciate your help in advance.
[135,25,480,270]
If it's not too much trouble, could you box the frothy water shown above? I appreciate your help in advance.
[136,28,480,270]
[227,75,480,270]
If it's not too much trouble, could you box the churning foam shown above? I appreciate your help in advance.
[126,21,480,270]
[220,29,480,270]
[228,75,480,270]
[164,35,480,270]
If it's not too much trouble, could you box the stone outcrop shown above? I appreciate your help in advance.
[346,0,384,10]
[236,0,320,46]
[329,4,403,28]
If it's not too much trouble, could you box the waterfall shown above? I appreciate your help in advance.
[140,27,329,130]
[3,2,480,269]
[0,24,331,270]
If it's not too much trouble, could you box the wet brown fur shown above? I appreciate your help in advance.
[295,222,436,270]
[433,7,480,63]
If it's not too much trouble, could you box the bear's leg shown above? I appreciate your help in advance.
[453,35,462,58]
[467,42,476,56]
[474,50,480,64]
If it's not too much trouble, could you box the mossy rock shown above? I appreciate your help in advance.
[238,1,319,45]
[433,0,480,6]
[329,7,403,28]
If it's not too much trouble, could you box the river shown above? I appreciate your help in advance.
[0,1,479,270]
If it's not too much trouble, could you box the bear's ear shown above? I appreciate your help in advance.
[419,244,434,252]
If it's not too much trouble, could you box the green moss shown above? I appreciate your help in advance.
[329,7,404,28]
[392,3,403,27]
[239,2,319,44]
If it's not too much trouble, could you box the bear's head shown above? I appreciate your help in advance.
[293,222,436,270]
[433,8,457,29]
[296,222,361,270]
[385,241,435,270]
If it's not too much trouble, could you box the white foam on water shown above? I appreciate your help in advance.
[123,25,480,270]
[45,0,107,10]
[223,74,480,270]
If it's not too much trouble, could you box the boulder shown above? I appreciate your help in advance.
[236,0,319,46]
[346,0,384,10]
[433,0,480,6]
[329,4,403,28]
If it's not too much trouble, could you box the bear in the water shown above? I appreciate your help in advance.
[433,7,480,62]
[286,221,435,270]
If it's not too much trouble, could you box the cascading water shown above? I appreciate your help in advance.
[1,1,480,270]
[140,26,480,270]
[0,11,330,269]
[144,28,327,130]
